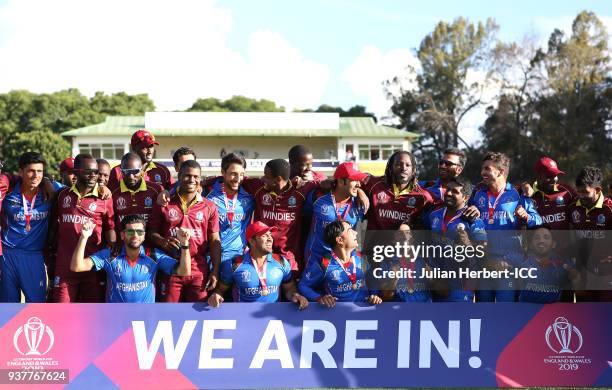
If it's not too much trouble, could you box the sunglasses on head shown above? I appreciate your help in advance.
[74,168,99,175]
[121,168,142,176]
[438,159,460,167]
[124,229,145,237]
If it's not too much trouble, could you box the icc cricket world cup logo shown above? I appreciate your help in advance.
[545,317,583,354]
[13,317,55,356]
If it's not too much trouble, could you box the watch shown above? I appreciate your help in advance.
[180,244,190,250]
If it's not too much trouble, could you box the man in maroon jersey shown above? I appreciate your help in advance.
[51,154,116,302]
[522,157,575,229]
[568,166,612,302]
[111,153,163,230]
[59,157,76,187]
[149,160,221,302]
[108,129,173,190]
[288,145,327,182]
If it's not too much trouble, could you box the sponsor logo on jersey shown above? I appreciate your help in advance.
[241,270,251,282]
[63,196,72,208]
[262,193,273,206]
[116,197,127,210]
[572,210,581,224]
[168,208,180,221]
[377,192,389,204]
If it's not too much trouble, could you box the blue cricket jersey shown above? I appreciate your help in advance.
[517,255,571,303]
[90,246,177,303]
[304,192,365,263]
[469,182,541,261]
[206,180,254,263]
[220,252,292,302]
[1,183,53,251]
[299,249,368,302]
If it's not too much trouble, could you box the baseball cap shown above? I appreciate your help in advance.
[333,162,368,181]
[59,157,74,173]
[246,221,277,242]
[131,129,159,149]
[534,157,565,177]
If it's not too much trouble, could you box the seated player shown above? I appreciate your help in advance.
[299,220,383,307]
[207,221,308,309]
[70,215,191,303]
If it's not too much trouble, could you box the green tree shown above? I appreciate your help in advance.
[89,91,155,116]
[187,95,284,112]
[2,130,71,176]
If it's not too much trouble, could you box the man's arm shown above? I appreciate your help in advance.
[71,221,96,272]
[207,231,221,291]
[175,228,192,277]
[207,281,231,308]
[281,280,309,310]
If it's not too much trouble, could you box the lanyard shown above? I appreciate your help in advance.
[441,206,466,233]
[221,184,238,224]
[331,251,357,289]
[253,256,269,296]
[22,193,37,232]
[330,194,352,221]
[487,189,505,224]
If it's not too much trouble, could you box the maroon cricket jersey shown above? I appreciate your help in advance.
[530,183,576,229]
[569,195,612,275]
[243,179,317,270]
[54,184,115,278]
[148,192,220,275]
[108,162,173,191]
[363,176,435,230]
[111,179,162,229]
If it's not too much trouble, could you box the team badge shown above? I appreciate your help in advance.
[154,174,162,183]
[321,204,329,214]
[288,196,296,207]
[53,276,60,287]
[196,211,204,221]
[241,270,251,282]
[144,197,153,208]
[141,265,149,274]
[432,217,440,228]
[555,196,565,206]
[88,203,97,212]
[262,194,272,206]
[377,192,389,204]
[114,263,122,277]
[597,214,605,225]
[479,197,485,207]
[407,197,416,206]
[331,269,342,282]
[63,196,71,208]
[572,210,581,224]
[168,208,180,221]
[116,197,127,211]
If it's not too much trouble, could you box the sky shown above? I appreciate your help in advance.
[0,0,610,145]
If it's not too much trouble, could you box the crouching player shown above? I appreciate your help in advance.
[71,215,191,303]
[299,220,383,308]
[208,221,308,309]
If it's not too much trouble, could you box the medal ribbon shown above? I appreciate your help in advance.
[441,206,466,233]
[331,194,352,221]
[331,251,357,285]
[22,192,37,231]
[253,256,268,294]
[221,184,238,224]
[486,189,505,223]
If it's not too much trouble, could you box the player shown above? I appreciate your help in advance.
[0,152,53,302]
[148,160,221,302]
[96,158,111,187]
[288,144,327,181]
[108,129,173,190]
[420,148,467,203]
[58,157,76,187]
[50,154,116,302]
[299,220,382,307]
[207,221,308,308]
[71,215,192,303]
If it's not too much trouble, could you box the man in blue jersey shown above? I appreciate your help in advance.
[300,220,382,307]
[420,148,467,203]
[205,153,255,263]
[208,221,308,308]
[0,152,54,302]
[304,162,367,264]
[71,214,192,303]
[469,152,542,302]
[428,177,487,302]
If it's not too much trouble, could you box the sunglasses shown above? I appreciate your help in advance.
[121,168,142,176]
[438,160,461,167]
[124,229,145,237]
[74,169,99,176]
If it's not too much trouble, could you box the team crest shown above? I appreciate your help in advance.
[116,197,127,211]
[331,269,342,282]
[432,217,440,228]
[407,197,417,206]
[572,210,581,224]
[479,197,485,207]
[555,196,565,206]
[88,203,97,212]
[62,196,71,208]
[114,263,122,277]
[144,197,153,208]
[321,204,329,214]
[377,192,389,204]
[154,174,162,183]
[288,196,296,207]
[262,194,272,206]
[241,270,251,282]
[597,214,605,226]
[168,208,180,221]
[196,211,204,221]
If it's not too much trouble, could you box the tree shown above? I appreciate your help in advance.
[2,130,71,176]
[296,104,377,121]
[187,95,284,112]
[89,91,155,116]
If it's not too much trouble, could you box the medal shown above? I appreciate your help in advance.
[22,192,37,233]
[253,255,269,297]
[261,288,270,296]
[488,219,494,224]
[352,283,358,290]
[486,188,505,225]
[221,184,238,224]
[330,193,353,221]
[441,206,466,233]
[331,252,358,289]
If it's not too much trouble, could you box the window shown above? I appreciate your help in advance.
[79,143,125,159]
[356,144,402,160]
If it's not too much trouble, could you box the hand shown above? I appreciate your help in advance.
[367,294,382,305]
[164,237,180,252]
[515,205,529,221]
[317,294,338,308]
[81,221,96,238]
[98,185,111,200]
[207,292,224,308]
[177,228,191,246]
[455,226,470,245]
[206,273,218,291]
[291,293,309,310]
[462,205,481,221]
[521,182,534,197]
[356,188,370,213]
[157,190,171,206]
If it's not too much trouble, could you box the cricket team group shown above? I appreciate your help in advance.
[0,129,610,306]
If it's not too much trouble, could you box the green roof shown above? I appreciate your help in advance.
[61,115,419,139]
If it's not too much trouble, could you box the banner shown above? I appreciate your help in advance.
[0,303,610,388]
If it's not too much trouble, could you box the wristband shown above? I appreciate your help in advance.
[180,244,190,250]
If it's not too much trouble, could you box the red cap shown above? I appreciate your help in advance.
[131,129,159,149]
[59,157,74,173]
[534,157,564,177]
[246,221,277,242]
[333,162,368,181]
